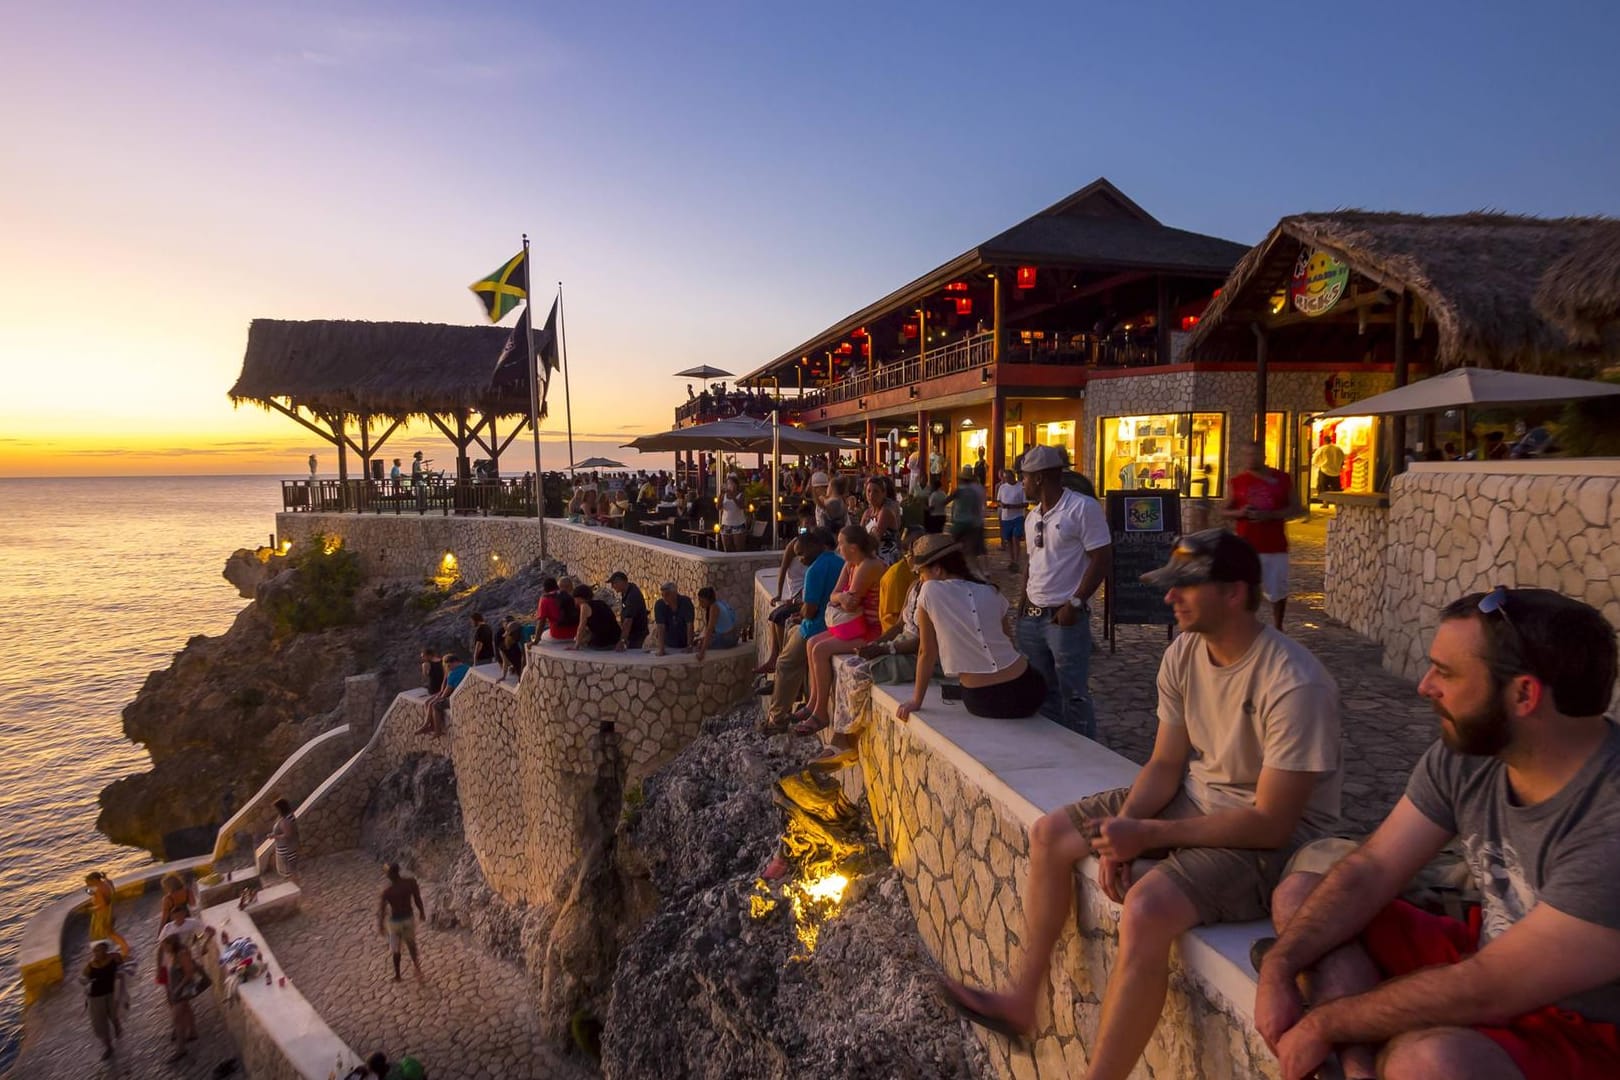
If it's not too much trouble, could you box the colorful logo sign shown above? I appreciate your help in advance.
[1289,248,1350,317]
[1124,497,1165,533]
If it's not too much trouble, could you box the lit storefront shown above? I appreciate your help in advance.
[1303,413,1380,495]
[1097,413,1226,497]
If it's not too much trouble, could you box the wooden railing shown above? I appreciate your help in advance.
[281,478,539,516]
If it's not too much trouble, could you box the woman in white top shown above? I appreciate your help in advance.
[719,477,748,551]
[895,535,1047,721]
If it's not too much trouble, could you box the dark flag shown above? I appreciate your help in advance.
[490,297,562,416]
[532,296,561,375]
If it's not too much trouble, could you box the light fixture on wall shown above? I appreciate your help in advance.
[858,398,868,410]
[909,386,918,399]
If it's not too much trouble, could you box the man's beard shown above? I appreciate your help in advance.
[1435,691,1512,756]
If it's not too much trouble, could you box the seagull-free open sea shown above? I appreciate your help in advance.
[0,475,281,1069]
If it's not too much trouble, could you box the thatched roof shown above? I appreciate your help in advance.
[742,178,1247,383]
[1187,212,1620,371]
[229,319,528,418]
[1535,221,1620,347]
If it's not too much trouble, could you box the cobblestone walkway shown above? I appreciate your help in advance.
[982,514,1437,837]
[258,851,587,1080]
[9,892,237,1080]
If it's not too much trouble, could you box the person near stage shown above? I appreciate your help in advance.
[1256,588,1620,1080]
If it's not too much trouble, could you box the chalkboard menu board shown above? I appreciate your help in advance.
[1104,492,1182,640]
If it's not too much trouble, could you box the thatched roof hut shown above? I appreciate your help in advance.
[229,318,526,419]
[1187,212,1620,373]
[1534,221,1620,349]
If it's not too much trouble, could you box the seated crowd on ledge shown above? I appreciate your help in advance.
[763,441,1620,1080]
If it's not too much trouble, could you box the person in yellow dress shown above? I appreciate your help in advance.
[84,872,129,956]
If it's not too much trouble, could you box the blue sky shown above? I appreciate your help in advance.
[2,0,1616,473]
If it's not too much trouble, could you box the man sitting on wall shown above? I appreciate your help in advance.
[608,571,650,652]
[763,529,842,733]
[573,586,622,651]
[1256,588,1620,1080]
[652,582,695,656]
[418,653,468,736]
[942,529,1343,1080]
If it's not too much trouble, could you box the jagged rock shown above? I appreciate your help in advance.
[600,708,994,1080]
[223,546,290,599]
[360,753,464,880]
[96,554,565,857]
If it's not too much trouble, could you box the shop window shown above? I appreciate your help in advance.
[1004,426,1026,475]
[958,427,987,481]
[1264,412,1286,470]
[1098,413,1225,497]
[1036,420,1075,463]
[1306,415,1378,495]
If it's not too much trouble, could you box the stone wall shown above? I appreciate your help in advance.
[211,723,356,863]
[450,643,755,905]
[200,903,361,1079]
[296,645,754,907]
[1379,462,1620,706]
[274,514,778,628]
[1322,501,1389,640]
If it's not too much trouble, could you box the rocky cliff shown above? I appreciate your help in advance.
[96,552,557,858]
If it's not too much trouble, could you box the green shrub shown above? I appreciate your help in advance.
[265,533,364,635]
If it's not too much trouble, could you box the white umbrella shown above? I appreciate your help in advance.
[1319,366,1620,418]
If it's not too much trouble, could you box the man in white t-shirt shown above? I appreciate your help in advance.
[906,449,925,496]
[995,468,1027,573]
[1016,444,1112,738]
[944,528,1342,1079]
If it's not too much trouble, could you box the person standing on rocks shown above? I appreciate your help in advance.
[469,612,496,666]
[377,863,427,981]
[269,797,302,884]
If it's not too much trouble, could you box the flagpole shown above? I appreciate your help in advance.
[558,281,576,473]
[523,234,547,555]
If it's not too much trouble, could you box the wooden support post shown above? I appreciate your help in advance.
[991,269,1003,366]
[1250,324,1268,444]
[1157,275,1172,367]
[989,393,1006,485]
[1391,292,1409,480]
[329,412,349,510]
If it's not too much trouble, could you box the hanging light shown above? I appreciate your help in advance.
[1016,266,1038,289]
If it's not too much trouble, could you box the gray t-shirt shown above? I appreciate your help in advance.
[1405,719,1620,1024]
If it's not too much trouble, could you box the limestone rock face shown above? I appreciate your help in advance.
[97,554,563,858]
[223,546,290,599]
[360,752,465,880]
[600,709,993,1080]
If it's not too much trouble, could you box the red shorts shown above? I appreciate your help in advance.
[1361,900,1620,1080]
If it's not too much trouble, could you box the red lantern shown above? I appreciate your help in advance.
[837,342,853,355]
[861,343,871,357]
[1016,266,1038,289]
[902,321,919,339]
[851,326,868,338]
[1180,315,1199,330]
[944,281,968,293]
[954,297,973,315]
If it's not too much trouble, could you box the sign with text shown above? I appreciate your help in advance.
[1105,491,1182,631]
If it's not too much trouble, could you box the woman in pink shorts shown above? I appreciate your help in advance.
[792,525,885,734]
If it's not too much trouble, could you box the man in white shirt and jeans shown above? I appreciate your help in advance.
[996,468,1028,573]
[1016,444,1112,738]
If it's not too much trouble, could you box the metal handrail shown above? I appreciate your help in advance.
[280,478,539,516]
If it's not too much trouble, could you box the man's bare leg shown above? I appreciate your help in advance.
[1083,871,1201,1080]
[1379,1027,1521,1080]
[947,809,1093,1030]
[1271,871,1381,1077]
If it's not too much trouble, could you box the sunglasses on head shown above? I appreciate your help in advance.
[1478,585,1522,644]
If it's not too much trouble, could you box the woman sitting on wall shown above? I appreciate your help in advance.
[790,525,885,735]
[861,475,904,565]
[895,537,1047,721]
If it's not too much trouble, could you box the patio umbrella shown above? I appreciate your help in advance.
[1318,366,1620,418]
[673,365,734,380]
[622,417,858,456]
[571,456,627,470]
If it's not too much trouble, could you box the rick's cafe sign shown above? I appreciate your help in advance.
[1290,248,1350,317]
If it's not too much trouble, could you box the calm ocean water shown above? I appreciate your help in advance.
[0,475,281,1068]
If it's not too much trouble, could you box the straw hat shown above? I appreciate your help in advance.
[910,534,962,568]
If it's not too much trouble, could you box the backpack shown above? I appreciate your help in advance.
[555,590,579,627]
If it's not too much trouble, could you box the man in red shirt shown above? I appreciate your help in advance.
[1222,440,1301,630]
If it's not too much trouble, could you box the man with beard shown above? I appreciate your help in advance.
[1256,588,1620,1080]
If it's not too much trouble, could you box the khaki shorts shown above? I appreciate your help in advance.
[1064,787,1294,926]
[386,915,417,950]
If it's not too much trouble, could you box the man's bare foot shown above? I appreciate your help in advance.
[940,979,1034,1039]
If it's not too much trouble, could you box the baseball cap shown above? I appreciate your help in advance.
[1140,529,1262,590]
[1018,445,1065,473]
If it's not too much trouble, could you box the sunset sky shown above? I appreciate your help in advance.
[3,1,1618,476]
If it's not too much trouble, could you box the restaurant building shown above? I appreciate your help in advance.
[730,178,1249,489]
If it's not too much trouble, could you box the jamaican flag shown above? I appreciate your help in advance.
[469,250,527,323]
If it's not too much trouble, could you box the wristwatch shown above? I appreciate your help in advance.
[1067,596,1085,609]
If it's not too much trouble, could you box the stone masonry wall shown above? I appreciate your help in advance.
[1380,464,1620,710]
[1323,502,1389,641]
[857,698,1276,1080]
[297,645,755,907]
[211,723,356,863]
[275,514,777,629]
[450,642,755,905]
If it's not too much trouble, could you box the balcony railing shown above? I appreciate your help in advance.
[674,392,793,426]
[281,478,539,516]
[788,329,1170,413]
